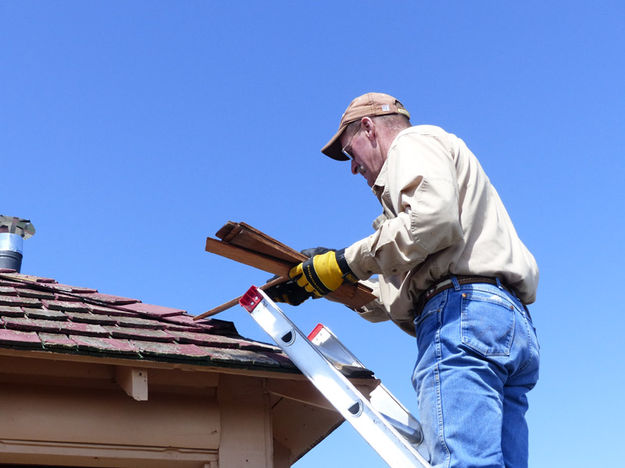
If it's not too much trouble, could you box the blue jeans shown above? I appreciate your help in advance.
[412,278,540,468]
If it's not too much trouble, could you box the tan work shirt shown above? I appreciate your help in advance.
[344,125,539,336]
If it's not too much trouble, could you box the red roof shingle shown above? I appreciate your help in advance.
[0,270,295,372]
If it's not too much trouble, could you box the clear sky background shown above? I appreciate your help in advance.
[2,2,624,467]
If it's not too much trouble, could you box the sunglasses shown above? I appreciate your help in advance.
[341,123,361,160]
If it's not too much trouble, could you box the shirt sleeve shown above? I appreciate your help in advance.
[345,131,464,279]
[352,276,389,323]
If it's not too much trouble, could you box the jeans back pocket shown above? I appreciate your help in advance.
[460,290,516,357]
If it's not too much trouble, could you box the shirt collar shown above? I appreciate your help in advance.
[371,127,411,196]
[372,158,388,197]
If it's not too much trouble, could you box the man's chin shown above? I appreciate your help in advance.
[362,171,376,187]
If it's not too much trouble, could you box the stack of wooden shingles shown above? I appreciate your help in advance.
[199,222,375,319]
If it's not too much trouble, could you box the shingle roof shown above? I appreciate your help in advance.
[0,269,295,372]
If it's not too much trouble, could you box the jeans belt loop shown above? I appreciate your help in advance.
[415,275,524,318]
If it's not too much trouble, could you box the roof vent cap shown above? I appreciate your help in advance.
[0,215,36,273]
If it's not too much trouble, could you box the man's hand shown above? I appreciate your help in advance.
[265,248,334,306]
[289,249,357,297]
[265,278,313,306]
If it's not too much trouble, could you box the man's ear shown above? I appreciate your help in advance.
[361,117,376,140]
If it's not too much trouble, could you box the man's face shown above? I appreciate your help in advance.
[340,121,385,187]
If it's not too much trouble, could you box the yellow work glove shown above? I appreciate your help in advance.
[289,249,358,297]
[265,277,314,305]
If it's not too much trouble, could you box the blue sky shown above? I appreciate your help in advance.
[2,2,624,466]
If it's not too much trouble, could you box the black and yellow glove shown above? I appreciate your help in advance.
[265,278,313,306]
[265,248,335,306]
[289,248,358,297]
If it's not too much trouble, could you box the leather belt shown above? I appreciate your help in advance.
[415,275,519,315]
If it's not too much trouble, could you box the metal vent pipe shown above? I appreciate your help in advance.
[0,216,36,273]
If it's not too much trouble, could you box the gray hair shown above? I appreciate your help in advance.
[372,113,411,132]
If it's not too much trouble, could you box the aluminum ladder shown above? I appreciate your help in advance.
[239,285,431,468]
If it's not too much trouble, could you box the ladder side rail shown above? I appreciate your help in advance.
[240,287,431,468]
[309,324,424,444]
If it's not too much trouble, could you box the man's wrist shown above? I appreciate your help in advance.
[343,241,377,280]
[335,248,358,283]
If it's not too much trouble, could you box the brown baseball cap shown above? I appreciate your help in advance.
[321,92,411,161]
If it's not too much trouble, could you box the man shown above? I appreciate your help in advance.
[274,92,540,468]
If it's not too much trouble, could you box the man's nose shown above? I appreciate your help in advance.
[350,158,359,175]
